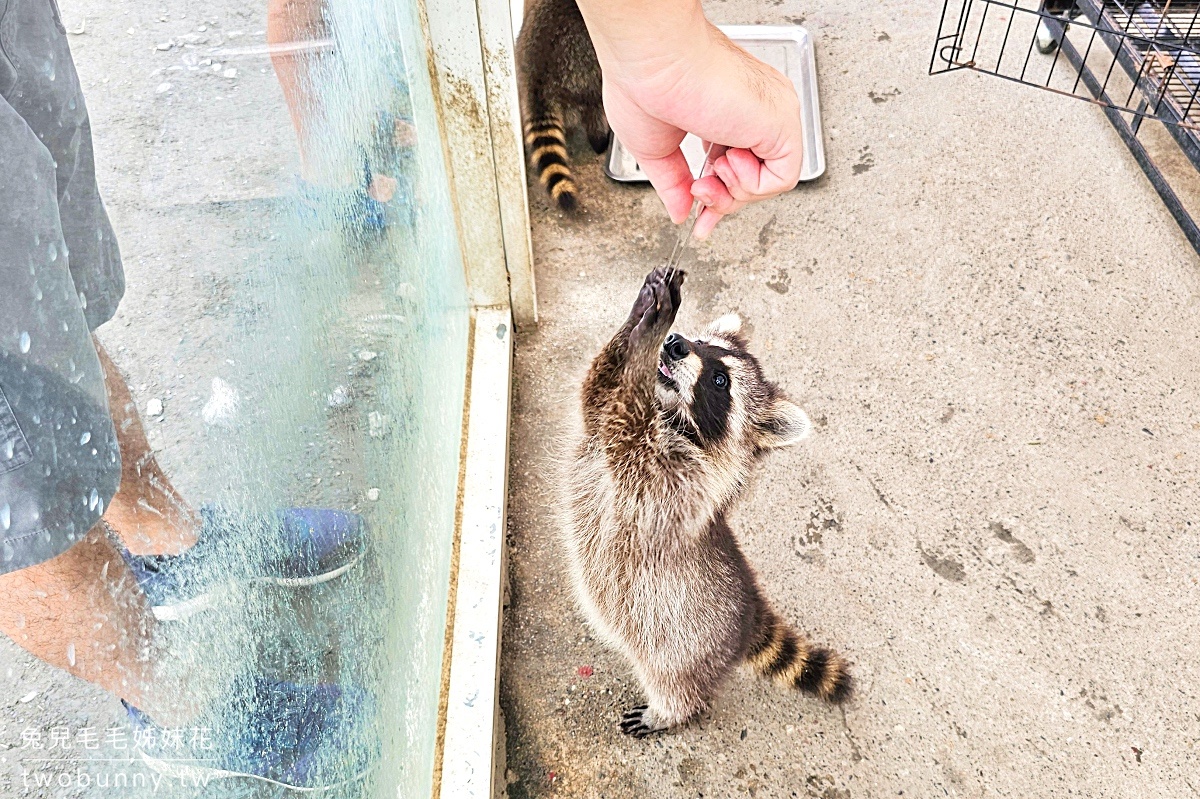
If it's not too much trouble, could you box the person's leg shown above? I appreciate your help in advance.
[266,0,399,202]
[0,526,156,709]
[94,340,198,556]
[267,0,333,183]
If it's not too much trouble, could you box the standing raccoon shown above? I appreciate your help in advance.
[516,0,607,212]
[565,267,852,736]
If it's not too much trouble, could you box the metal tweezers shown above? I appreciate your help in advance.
[663,143,722,280]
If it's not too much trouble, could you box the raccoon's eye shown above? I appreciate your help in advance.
[713,371,729,390]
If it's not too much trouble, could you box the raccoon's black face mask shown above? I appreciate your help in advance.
[656,314,813,454]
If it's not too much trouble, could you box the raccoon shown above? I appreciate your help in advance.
[564,267,852,736]
[515,0,607,212]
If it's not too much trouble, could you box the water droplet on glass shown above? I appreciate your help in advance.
[66,643,75,667]
[34,287,42,301]
[18,332,30,353]
[78,292,87,309]
[3,440,13,460]
[47,243,57,261]
[0,504,9,530]
[79,431,91,445]
[88,489,99,512]
[2,542,13,563]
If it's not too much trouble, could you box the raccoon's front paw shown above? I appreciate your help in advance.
[619,704,668,738]
[629,267,685,349]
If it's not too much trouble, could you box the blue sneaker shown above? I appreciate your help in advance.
[124,678,377,791]
[120,506,368,621]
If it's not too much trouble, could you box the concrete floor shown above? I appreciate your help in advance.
[499,2,1200,797]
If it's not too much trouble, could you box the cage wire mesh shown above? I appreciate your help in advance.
[932,1,1200,135]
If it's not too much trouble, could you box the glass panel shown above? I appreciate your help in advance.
[0,0,468,795]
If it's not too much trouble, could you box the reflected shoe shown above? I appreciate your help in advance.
[296,176,389,235]
[119,506,368,621]
[124,678,377,791]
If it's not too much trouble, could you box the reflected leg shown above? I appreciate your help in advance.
[94,340,199,556]
[267,0,333,183]
[266,0,402,206]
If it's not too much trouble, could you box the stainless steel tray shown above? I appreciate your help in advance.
[604,25,825,184]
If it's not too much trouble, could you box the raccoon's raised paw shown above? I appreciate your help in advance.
[629,268,685,348]
[619,705,667,738]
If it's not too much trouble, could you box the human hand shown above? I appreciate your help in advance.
[590,14,804,239]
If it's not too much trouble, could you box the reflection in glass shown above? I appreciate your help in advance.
[0,0,468,794]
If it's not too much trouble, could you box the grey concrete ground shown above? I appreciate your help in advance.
[500,1,1200,797]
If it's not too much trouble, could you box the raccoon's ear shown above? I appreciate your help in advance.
[707,313,743,338]
[755,399,812,449]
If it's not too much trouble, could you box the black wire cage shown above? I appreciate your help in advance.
[932,0,1200,252]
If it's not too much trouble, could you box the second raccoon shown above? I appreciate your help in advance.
[515,0,606,212]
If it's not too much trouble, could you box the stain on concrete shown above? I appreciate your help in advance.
[796,498,842,550]
[990,522,1036,564]
[988,520,1036,563]
[766,268,791,294]
[852,146,875,174]
[920,545,966,582]
[806,773,852,799]
[1081,684,1123,723]
[757,214,778,251]
[677,755,702,782]
[868,87,902,104]
[1119,515,1147,533]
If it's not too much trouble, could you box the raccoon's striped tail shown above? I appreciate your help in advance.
[524,112,578,212]
[745,601,852,703]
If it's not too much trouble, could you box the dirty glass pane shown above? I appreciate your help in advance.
[0,0,468,796]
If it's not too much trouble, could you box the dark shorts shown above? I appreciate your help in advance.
[0,0,123,574]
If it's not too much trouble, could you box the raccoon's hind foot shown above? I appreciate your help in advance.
[583,106,610,154]
[619,705,668,738]
[629,267,685,350]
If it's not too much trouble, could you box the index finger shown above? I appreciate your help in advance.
[636,149,698,224]
[720,146,802,201]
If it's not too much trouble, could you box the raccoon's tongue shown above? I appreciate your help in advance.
[658,362,672,378]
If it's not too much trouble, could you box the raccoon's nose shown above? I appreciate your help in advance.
[664,334,690,362]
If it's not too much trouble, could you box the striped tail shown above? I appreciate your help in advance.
[745,601,852,703]
[524,113,578,212]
